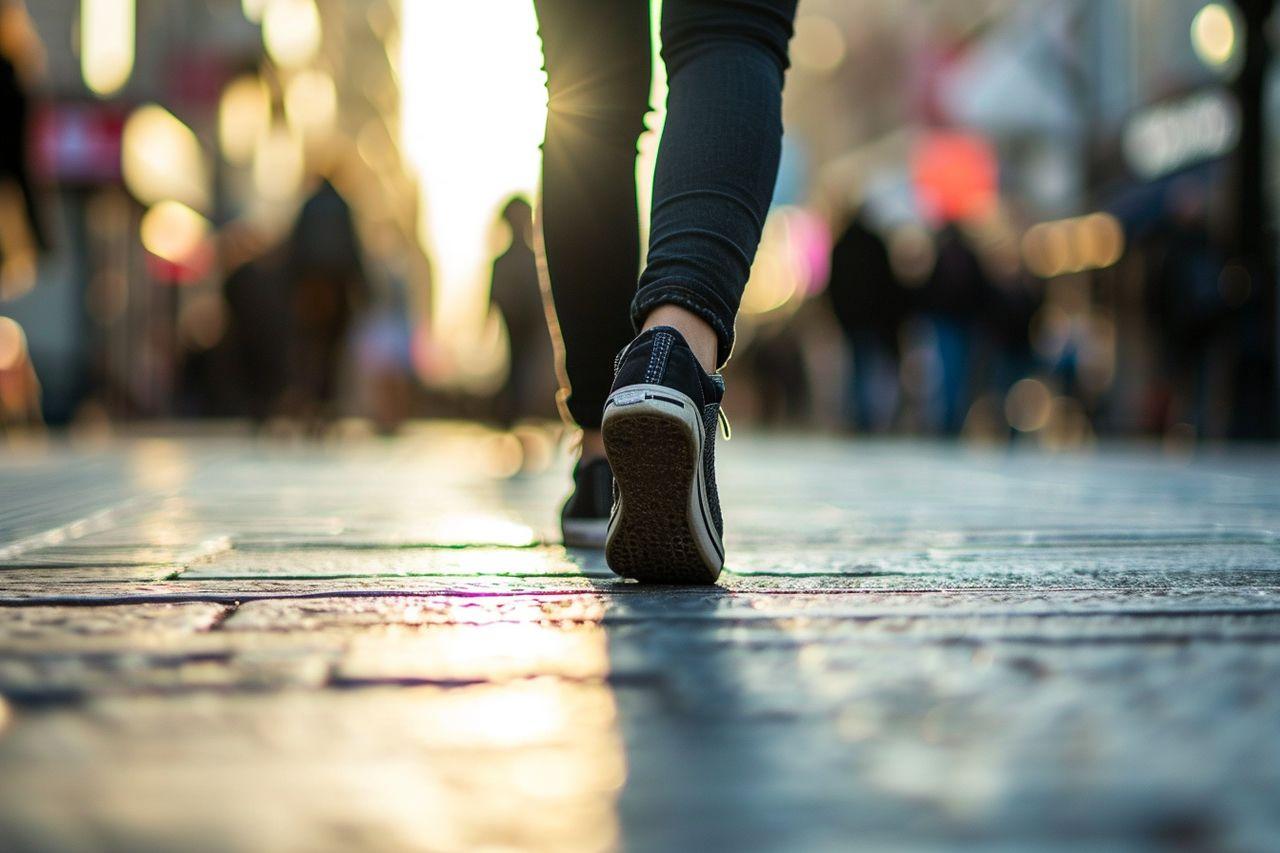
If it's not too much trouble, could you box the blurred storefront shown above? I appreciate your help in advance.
[1,0,426,424]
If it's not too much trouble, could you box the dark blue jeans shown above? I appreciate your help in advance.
[535,0,796,429]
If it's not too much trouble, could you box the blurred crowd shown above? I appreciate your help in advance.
[0,0,1277,447]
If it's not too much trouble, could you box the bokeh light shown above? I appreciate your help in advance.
[400,3,546,378]
[1005,378,1054,433]
[1191,3,1237,68]
[80,0,135,96]
[263,0,322,70]
[219,74,271,165]
[139,201,211,266]
[252,123,306,201]
[122,104,210,211]
[284,69,338,140]
[0,316,26,372]
[792,15,847,74]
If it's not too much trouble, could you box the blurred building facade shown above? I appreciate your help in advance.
[1,0,427,425]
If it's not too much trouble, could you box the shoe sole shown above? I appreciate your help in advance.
[602,384,723,584]
[562,518,608,550]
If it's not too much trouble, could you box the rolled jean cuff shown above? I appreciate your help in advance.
[631,281,736,368]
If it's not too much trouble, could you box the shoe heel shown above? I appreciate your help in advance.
[602,386,722,584]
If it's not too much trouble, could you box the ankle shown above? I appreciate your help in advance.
[642,306,718,374]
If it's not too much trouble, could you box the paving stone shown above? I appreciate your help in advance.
[184,546,612,579]
[0,429,1279,850]
[0,603,228,641]
[0,566,178,585]
[0,686,623,852]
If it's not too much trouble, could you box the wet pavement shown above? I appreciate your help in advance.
[1,425,1279,851]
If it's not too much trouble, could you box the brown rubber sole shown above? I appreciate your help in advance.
[603,406,722,585]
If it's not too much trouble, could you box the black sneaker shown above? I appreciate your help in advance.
[561,457,613,549]
[602,326,726,584]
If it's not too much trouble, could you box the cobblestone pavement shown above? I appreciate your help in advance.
[1,426,1279,852]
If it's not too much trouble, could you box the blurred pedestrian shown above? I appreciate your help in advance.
[916,223,986,434]
[488,196,556,426]
[282,178,369,427]
[535,0,797,582]
[826,208,904,433]
[1146,183,1230,437]
[221,229,290,424]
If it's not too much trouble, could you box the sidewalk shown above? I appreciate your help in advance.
[1,425,1278,851]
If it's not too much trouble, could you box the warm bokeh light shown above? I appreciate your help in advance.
[741,207,830,316]
[1191,3,1237,68]
[121,104,210,211]
[1005,377,1053,433]
[219,74,272,165]
[284,69,338,139]
[80,0,135,96]
[263,0,322,70]
[241,0,267,24]
[0,316,26,372]
[792,15,847,73]
[1021,212,1125,278]
[140,201,211,265]
[252,123,306,201]
[0,183,38,301]
[400,3,546,379]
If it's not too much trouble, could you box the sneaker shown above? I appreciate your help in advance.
[602,326,726,584]
[561,457,613,549]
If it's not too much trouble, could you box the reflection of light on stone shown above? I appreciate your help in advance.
[140,201,210,265]
[419,513,537,547]
[0,316,26,371]
[263,0,322,69]
[1005,378,1053,433]
[792,15,846,73]
[349,623,609,684]
[385,678,623,849]
[1192,3,1237,68]
[130,439,191,491]
[253,124,305,200]
[219,75,271,165]
[81,0,135,96]
[122,105,210,211]
[285,69,338,139]
[400,3,546,379]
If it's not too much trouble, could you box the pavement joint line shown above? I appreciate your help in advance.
[2,590,1280,609]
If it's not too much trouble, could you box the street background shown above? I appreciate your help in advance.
[0,0,1277,445]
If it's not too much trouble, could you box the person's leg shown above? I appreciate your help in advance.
[603,0,797,583]
[534,0,651,442]
[633,0,798,371]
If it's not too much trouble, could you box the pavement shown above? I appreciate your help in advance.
[0,424,1278,852]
